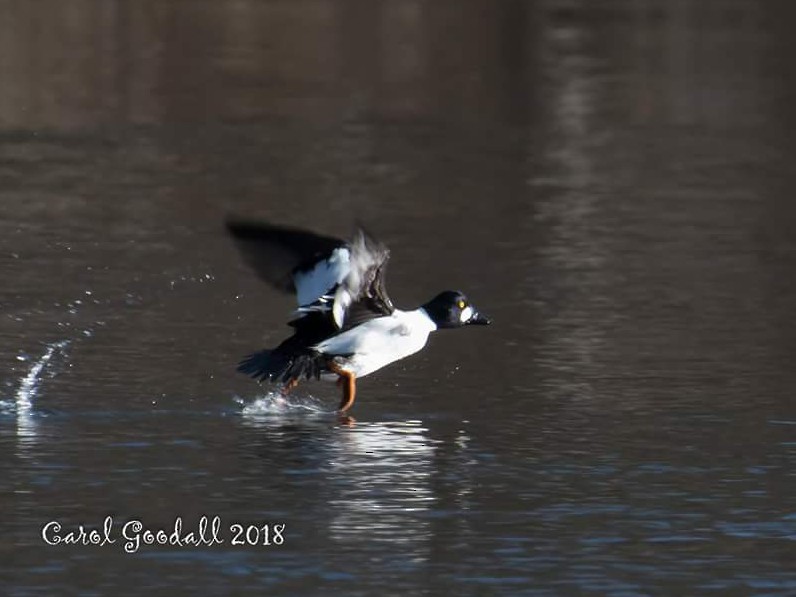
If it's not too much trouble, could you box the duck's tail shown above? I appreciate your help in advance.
[237,348,326,384]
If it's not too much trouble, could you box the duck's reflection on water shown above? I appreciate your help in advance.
[239,410,444,556]
[326,419,436,545]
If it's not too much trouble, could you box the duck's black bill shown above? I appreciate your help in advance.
[469,312,491,326]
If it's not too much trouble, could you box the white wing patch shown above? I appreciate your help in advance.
[459,306,473,324]
[291,229,390,329]
[293,247,350,307]
[332,288,352,328]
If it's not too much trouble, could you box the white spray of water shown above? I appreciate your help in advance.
[238,391,330,416]
[15,340,70,413]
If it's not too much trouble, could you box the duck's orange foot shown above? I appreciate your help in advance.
[327,362,357,412]
[337,414,356,426]
[280,377,299,396]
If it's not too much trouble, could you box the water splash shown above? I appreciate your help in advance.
[15,340,70,414]
[238,391,331,416]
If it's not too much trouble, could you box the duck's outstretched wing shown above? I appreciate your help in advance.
[226,219,394,329]
[226,219,348,304]
[320,226,395,330]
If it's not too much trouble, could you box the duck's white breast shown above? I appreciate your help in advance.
[313,309,437,378]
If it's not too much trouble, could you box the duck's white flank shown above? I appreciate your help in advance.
[313,308,438,378]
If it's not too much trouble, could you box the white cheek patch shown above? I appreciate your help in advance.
[459,306,473,323]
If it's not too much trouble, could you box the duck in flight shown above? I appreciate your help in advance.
[227,220,490,412]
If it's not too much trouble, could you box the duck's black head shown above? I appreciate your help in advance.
[421,291,491,329]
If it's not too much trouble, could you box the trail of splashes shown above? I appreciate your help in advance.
[238,391,331,416]
[15,340,70,414]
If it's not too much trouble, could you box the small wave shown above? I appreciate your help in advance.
[15,340,70,413]
[238,391,331,416]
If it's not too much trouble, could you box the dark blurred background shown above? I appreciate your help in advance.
[1,1,795,128]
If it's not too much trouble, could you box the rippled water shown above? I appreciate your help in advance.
[2,1,795,595]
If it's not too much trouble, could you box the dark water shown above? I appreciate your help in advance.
[2,1,795,595]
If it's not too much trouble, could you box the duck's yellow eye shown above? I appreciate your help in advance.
[457,300,466,310]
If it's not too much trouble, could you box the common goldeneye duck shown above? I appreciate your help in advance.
[226,219,491,412]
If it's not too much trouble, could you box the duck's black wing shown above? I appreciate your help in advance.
[226,219,345,297]
[226,219,395,329]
